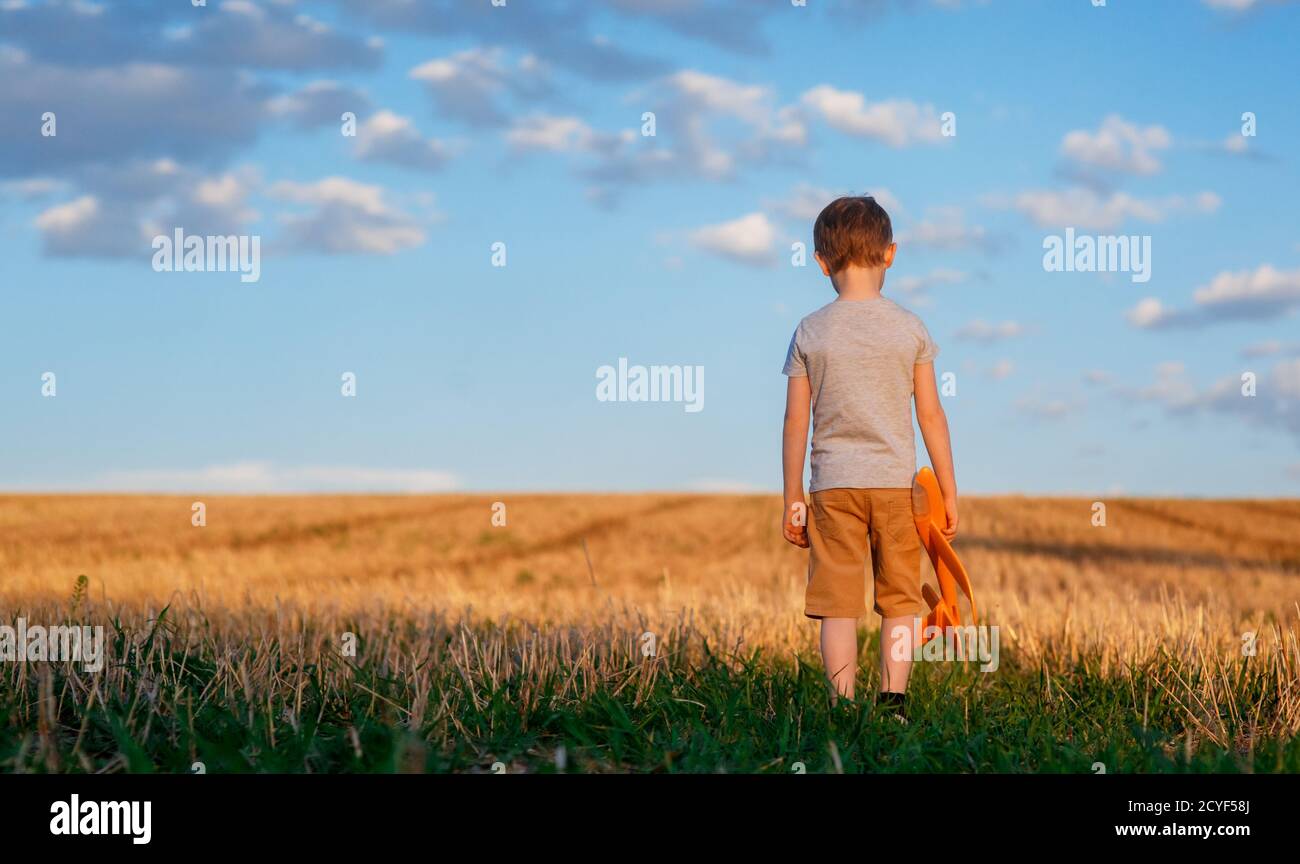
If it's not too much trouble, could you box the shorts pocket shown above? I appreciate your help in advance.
[885,498,919,546]
[810,495,843,542]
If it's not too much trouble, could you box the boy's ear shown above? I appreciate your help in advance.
[883,243,897,269]
[813,251,832,277]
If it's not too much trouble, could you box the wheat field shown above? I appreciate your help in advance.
[1,493,1297,773]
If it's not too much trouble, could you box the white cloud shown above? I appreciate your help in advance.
[689,211,778,267]
[1130,361,1200,408]
[1009,187,1220,230]
[1223,133,1249,153]
[1242,339,1283,357]
[0,49,266,176]
[165,2,382,70]
[653,70,807,176]
[893,267,966,302]
[509,70,807,205]
[183,167,261,228]
[664,70,807,150]
[1015,395,1077,420]
[801,85,944,147]
[1192,264,1300,313]
[80,461,459,493]
[410,47,549,127]
[1115,359,1300,440]
[34,194,99,234]
[1060,115,1171,176]
[1203,0,1264,10]
[901,206,993,251]
[988,359,1015,380]
[268,79,373,129]
[505,114,634,155]
[2,177,65,199]
[33,194,149,257]
[955,319,1024,343]
[1128,266,1300,329]
[1127,297,1170,328]
[507,114,593,152]
[1241,340,1300,359]
[32,162,261,257]
[354,110,452,172]
[270,176,425,254]
[1083,369,1113,385]
[272,176,397,216]
[672,69,771,125]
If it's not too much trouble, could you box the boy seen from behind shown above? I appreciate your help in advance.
[781,196,958,718]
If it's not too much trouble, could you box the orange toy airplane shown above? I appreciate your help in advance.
[912,467,976,642]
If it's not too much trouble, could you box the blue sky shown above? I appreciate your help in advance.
[1,0,1298,496]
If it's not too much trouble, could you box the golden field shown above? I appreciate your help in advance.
[1,493,1298,772]
[3,493,1297,645]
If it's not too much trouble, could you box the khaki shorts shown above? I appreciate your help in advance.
[805,487,924,619]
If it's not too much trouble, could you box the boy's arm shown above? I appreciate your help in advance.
[782,375,812,547]
[913,361,959,539]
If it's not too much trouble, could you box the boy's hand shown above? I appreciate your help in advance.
[782,498,809,548]
[941,496,959,540]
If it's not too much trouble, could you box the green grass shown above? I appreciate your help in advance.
[2,610,1294,774]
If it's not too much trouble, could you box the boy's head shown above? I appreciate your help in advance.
[813,196,896,275]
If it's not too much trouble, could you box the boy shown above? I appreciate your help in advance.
[781,196,958,717]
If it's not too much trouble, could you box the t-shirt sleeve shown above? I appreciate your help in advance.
[915,318,939,364]
[782,326,807,377]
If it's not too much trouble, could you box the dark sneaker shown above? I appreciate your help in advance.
[878,691,908,724]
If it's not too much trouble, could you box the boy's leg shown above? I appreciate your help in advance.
[805,489,870,703]
[820,617,858,702]
[879,615,917,693]
[867,489,925,695]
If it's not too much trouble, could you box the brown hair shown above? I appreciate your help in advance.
[813,196,894,273]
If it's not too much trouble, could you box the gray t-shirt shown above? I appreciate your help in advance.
[783,297,938,491]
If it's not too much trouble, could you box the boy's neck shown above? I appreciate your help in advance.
[830,265,886,301]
